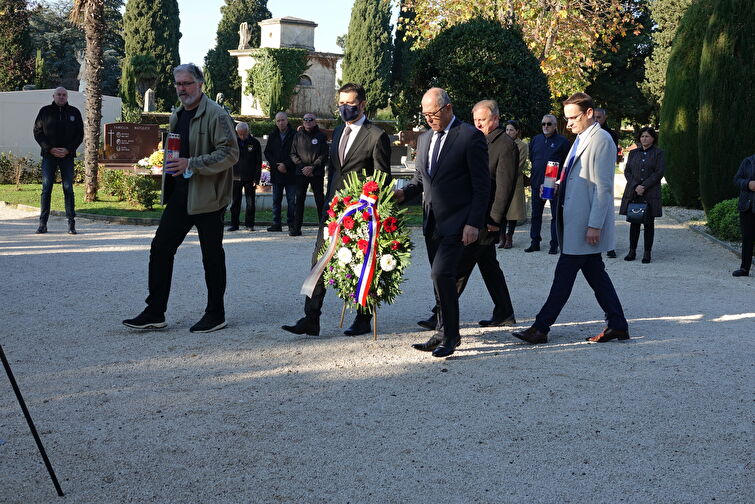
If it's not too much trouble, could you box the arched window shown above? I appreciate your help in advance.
[299,75,312,86]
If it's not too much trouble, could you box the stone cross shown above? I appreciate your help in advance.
[238,22,252,50]
[143,88,156,112]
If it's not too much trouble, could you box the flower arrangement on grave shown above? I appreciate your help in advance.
[135,150,164,174]
[260,161,272,186]
[301,171,412,313]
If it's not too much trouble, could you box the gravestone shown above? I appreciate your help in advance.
[143,89,156,112]
[76,50,87,92]
[102,123,161,163]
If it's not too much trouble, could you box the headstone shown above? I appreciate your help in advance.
[76,50,87,92]
[143,89,156,112]
[238,22,251,50]
[102,123,161,163]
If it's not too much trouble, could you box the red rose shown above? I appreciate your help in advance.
[362,211,371,221]
[332,196,339,205]
[341,235,351,244]
[327,209,336,218]
[327,221,338,236]
[357,239,368,254]
[383,216,398,233]
[363,180,379,194]
[390,240,400,250]
[343,196,352,205]
[343,216,355,230]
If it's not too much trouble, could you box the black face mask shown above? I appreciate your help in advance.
[339,104,361,123]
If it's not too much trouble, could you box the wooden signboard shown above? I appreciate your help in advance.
[101,123,161,163]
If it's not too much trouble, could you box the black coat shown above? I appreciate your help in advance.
[290,126,328,178]
[33,102,84,158]
[485,127,519,226]
[620,145,666,218]
[734,154,755,213]
[233,135,262,182]
[263,125,296,185]
[403,119,490,237]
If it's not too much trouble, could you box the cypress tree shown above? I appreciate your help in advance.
[658,0,711,208]
[341,0,392,116]
[122,0,181,110]
[204,0,270,113]
[0,0,34,91]
[697,0,755,212]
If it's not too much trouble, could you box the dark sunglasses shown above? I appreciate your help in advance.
[303,117,315,122]
[542,122,554,126]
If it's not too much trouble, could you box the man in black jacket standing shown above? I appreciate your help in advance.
[289,112,328,236]
[263,112,297,233]
[228,122,262,232]
[32,87,84,234]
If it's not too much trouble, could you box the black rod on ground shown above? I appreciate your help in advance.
[1,344,64,497]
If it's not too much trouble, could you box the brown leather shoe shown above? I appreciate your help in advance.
[511,326,548,344]
[500,233,513,249]
[586,327,630,343]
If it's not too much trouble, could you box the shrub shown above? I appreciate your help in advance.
[661,183,677,206]
[706,198,741,242]
[101,169,128,199]
[73,159,86,183]
[124,174,160,209]
[0,152,41,184]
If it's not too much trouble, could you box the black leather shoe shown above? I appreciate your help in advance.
[624,250,636,261]
[344,314,372,336]
[36,224,47,234]
[417,313,437,331]
[524,244,540,253]
[289,229,302,236]
[411,332,444,352]
[548,245,558,255]
[732,268,750,277]
[432,337,461,358]
[642,251,651,264]
[267,225,282,232]
[479,314,516,327]
[68,223,77,235]
[282,317,320,336]
[511,326,548,344]
[227,225,239,232]
[606,250,617,258]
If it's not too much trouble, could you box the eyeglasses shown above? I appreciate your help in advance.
[303,117,315,122]
[421,104,448,120]
[564,112,584,122]
[541,122,554,126]
[174,81,196,88]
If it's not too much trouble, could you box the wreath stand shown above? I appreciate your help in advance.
[1,344,64,497]
[339,302,378,340]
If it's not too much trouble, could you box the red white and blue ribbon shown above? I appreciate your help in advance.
[301,192,381,307]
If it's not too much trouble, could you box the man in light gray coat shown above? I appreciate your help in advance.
[512,92,629,344]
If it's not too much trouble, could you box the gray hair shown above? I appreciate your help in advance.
[542,114,557,122]
[235,122,249,132]
[173,63,204,83]
[274,111,288,120]
[424,87,451,108]
[594,107,606,115]
[472,99,499,116]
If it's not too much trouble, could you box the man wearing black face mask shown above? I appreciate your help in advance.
[282,82,391,337]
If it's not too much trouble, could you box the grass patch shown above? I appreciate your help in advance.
[1,184,425,226]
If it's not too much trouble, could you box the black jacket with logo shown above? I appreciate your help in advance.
[263,125,296,185]
[233,135,262,182]
[290,126,328,178]
[33,102,84,158]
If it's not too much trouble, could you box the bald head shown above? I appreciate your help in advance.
[53,87,68,107]
[421,87,453,132]
[274,112,288,132]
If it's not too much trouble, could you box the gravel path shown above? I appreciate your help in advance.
[1,201,752,503]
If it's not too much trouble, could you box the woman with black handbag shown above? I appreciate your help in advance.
[619,127,666,263]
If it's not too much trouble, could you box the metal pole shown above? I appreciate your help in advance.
[0,345,64,497]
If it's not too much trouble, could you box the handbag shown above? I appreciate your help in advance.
[626,196,648,224]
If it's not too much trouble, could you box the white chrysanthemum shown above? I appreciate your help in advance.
[380,254,396,272]
[351,262,363,276]
[337,247,353,264]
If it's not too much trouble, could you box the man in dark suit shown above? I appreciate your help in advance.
[282,83,391,337]
[416,99,517,332]
[395,88,490,357]
[527,114,571,254]
[263,112,297,234]
[512,92,629,345]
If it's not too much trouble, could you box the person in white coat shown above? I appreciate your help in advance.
[512,92,629,344]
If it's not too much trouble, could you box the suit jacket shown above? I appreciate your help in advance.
[486,127,519,226]
[403,119,490,237]
[557,122,616,254]
[327,119,392,201]
[264,125,296,185]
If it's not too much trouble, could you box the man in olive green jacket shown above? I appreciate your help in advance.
[124,63,239,333]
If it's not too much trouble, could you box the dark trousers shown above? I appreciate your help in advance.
[740,211,755,271]
[271,182,297,227]
[40,156,75,224]
[505,220,517,235]
[230,180,256,227]
[534,253,628,333]
[145,188,226,318]
[530,193,558,248]
[628,215,655,251]
[425,222,465,341]
[294,174,325,232]
[432,229,514,326]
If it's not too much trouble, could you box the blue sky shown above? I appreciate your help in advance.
[178,0,397,66]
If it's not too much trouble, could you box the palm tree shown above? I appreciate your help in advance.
[70,0,105,202]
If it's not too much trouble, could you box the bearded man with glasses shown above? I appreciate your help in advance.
[526,114,571,254]
[123,63,239,334]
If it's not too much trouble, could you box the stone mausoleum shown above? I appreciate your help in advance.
[230,17,341,118]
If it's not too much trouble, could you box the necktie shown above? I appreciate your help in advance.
[338,126,352,165]
[428,130,445,176]
[559,135,580,185]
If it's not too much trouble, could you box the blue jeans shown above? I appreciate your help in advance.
[529,192,558,248]
[40,156,75,224]
[271,183,297,227]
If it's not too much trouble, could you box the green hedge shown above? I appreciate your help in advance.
[661,183,677,206]
[707,198,740,242]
